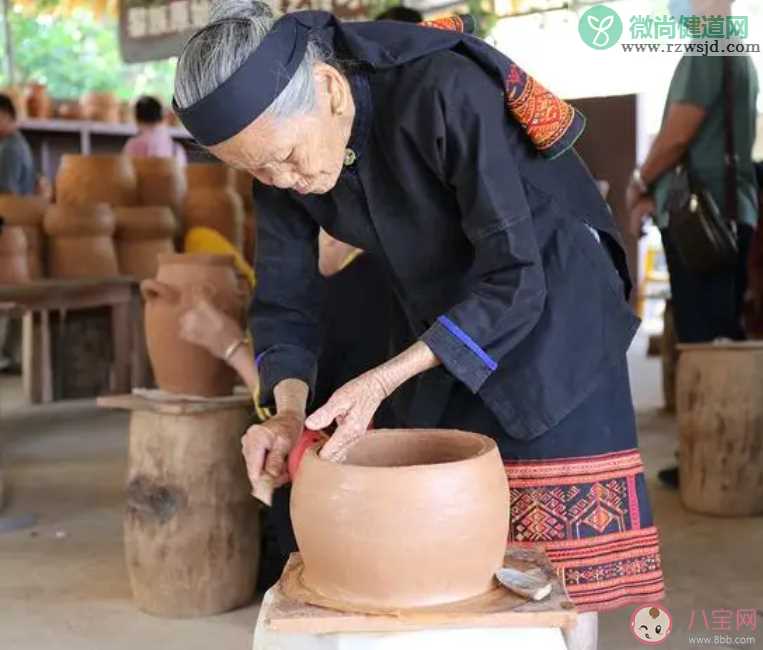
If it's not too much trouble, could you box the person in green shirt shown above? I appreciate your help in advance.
[627,0,760,489]
[629,48,758,342]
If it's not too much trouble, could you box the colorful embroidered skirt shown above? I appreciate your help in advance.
[439,357,666,613]
[505,451,664,612]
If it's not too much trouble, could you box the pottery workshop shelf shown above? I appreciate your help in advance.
[19,118,202,183]
[0,277,148,403]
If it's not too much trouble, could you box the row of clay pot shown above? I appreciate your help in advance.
[142,253,245,397]
[3,84,132,123]
[0,195,178,281]
[54,156,252,254]
[45,204,178,281]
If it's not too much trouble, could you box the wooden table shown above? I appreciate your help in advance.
[253,548,575,650]
[0,277,148,403]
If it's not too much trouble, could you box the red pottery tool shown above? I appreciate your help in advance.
[251,428,328,506]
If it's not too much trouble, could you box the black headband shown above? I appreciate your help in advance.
[173,14,310,146]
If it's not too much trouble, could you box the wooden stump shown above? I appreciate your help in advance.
[661,299,677,413]
[676,342,763,516]
[102,394,260,617]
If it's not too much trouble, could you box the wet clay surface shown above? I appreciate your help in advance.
[290,429,510,610]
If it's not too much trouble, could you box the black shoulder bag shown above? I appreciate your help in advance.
[666,57,739,274]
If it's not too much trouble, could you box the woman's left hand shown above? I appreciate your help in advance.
[305,370,388,461]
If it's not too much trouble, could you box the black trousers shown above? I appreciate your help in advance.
[660,225,753,343]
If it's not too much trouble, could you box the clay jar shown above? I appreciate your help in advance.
[131,157,187,221]
[114,207,177,280]
[0,225,30,284]
[56,154,138,207]
[44,204,119,279]
[290,429,510,611]
[142,253,243,397]
[182,164,244,251]
[80,91,120,123]
[27,83,52,119]
[0,194,49,278]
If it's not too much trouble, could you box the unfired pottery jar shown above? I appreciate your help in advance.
[26,83,52,119]
[80,91,120,123]
[132,157,187,221]
[142,253,243,397]
[44,204,119,279]
[114,207,177,280]
[182,164,244,251]
[0,194,49,278]
[0,224,30,284]
[56,154,138,207]
[290,429,510,611]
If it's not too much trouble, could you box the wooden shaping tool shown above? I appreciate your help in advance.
[250,428,328,507]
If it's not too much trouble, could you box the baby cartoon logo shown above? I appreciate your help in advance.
[578,5,623,50]
[631,604,673,645]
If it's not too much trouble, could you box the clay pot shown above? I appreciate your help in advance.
[290,429,510,611]
[80,91,120,123]
[44,204,119,279]
[56,154,138,207]
[56,101,84,120]
[142,253,243,397]
[182,164,244,250]
[26,83,52,119]
[0,225,30,284]
[0,194,49,278]
[132,157,187,220]
[114,207,177,280]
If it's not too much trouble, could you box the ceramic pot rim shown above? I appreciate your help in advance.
[304,429,497,471]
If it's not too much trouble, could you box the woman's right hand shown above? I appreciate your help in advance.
[241,411,304,490]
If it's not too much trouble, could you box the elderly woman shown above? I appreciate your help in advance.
[173,3,664,647]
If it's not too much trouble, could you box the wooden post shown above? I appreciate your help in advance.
[677,342,763,516]
[98,393,260,618]
[1,0,15,85]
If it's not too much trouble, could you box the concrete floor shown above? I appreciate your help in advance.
[1,337,762,650]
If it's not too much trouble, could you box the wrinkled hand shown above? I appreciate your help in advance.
[305,371,388,461]
[241,411,304,491]
[179,293,243,360]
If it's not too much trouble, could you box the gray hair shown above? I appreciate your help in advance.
[174,0,333,120]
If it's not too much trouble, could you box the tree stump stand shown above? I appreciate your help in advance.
[98,392,261,617]
[676,342,763,516]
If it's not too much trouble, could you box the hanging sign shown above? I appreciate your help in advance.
[119,0,372,63]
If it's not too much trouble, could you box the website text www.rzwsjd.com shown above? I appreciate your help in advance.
[621,40,761,54]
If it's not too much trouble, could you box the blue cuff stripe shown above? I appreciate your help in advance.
[436,316,498,371]
[255,350,267,367]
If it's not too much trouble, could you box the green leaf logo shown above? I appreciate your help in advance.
[579,6,623,49]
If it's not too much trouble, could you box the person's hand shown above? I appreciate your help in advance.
[179,294,243,360]
[241,411,304,491]
[629,194,656,237]
[625,178,645,214]
[305,370,388,461]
